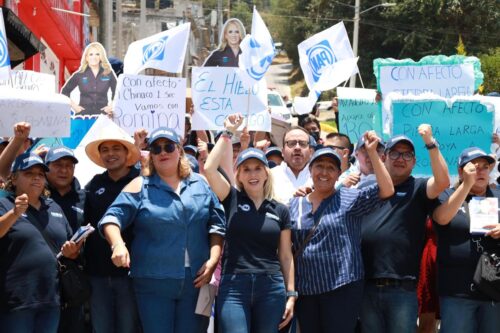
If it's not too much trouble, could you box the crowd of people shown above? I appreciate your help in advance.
[0,15,499,333]
[0,107,499,333]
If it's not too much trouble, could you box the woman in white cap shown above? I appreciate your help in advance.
[99,127,225,333]
[0,153,80,332]
[204,114,295,333]
[290,131,393,333]
[432,147,500,332]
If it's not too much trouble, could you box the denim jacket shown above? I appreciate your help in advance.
[98,173,226,279]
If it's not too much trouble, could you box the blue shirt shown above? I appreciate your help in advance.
[98,173,226,280]
[290,185,382,295]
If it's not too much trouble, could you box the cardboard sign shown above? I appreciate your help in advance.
[113,74,186,137]
[337,87,382,142]
[374,55,482,98]
[0,70,56,93]
[392,98,493,177]
[0,89,71,137]
[191,67,271,132]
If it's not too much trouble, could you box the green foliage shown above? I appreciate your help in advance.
[479,48,500,94]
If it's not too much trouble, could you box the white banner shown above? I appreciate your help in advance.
[123,23,190,74]
[238,6,275,87]
[298,22,358,94]
[191,67,271,132]
[379,63,475,98]
[0,89,71,137]
[0,9,10,80]
[0,70,56,94]
[113,74,186,137]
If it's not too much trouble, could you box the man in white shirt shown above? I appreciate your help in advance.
[272,127,313,204]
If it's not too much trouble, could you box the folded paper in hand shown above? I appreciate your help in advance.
[195,284,217,317]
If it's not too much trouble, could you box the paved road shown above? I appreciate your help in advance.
[265,62,293,100]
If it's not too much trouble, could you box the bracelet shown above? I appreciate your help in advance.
[286,290,299,298]
[424,139,439,150]
[111,242,126,251]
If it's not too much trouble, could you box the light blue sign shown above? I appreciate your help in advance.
[62,116,97,149]
[393,100,493,177]
[338,98,383,143]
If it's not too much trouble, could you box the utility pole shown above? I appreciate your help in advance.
[116,0,122,57]
[349,0,360,88]
[101,0,113,52]
[217,0,223,43]
[140,0,146,38]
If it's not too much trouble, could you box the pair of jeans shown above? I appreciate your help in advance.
[133,268,209,333]
[0,306,60,333]
[360,280,418,333]
[217,273,286,333]
[295,280,364,333]
[89,275,141,333]
[440,296,500,333]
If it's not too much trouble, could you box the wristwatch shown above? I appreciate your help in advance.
[221,130,233,139]
[425,139,439,150]
[286,290,299,298]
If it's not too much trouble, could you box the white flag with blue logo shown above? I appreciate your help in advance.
[238,6,275,87]
[298,22,358,93]
[123,23,190,74]
[0,9,11,81]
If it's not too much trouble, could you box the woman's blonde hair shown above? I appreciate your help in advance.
[4,172,50,197]
[80,42,113,75]
[218,18,246,50]
[143,144,191,179]
[234,160,274,200]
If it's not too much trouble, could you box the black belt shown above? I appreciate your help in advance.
[370,278,416,288]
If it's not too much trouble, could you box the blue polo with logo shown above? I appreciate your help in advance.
[221,187,291,274]
[0,196,72,311]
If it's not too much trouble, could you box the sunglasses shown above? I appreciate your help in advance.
[285,140,309,149]
[388,151,414,161]
[326,145,346,150]
[150,143,177,155]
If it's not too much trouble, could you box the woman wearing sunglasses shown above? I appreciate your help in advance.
[99,127,226,333]
[204,114,295,333]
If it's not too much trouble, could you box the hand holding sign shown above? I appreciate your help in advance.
[224,113,244,133]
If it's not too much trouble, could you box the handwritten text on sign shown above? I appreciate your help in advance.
[113,74,186,136]
[392,100,493,177]
[337,87,382,142]
[379,63,475,98]
[191,67,270,132]
[0,70,56,94]
[0,89,71,137]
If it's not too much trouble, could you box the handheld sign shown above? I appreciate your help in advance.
[0,89,71,137]
[337,87,382,142]
[191,67,270,132]
[374,55,482,98]
[113,74,186,137]
[392,96,494,177]
[0,70,56,94]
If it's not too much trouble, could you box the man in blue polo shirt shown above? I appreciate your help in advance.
[360,124,450,333]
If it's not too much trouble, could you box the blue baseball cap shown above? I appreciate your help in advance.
[0,138,8,146]
[148,127,180,145]
[385,135,415,151]
[458,147,495,168]
[236,148,269,168]
[309,148,341,169]
[183,145,198,156]
[11,152,49,173]
[355,136,385,152]
[265,146,283,159]
[45,146,78,164]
